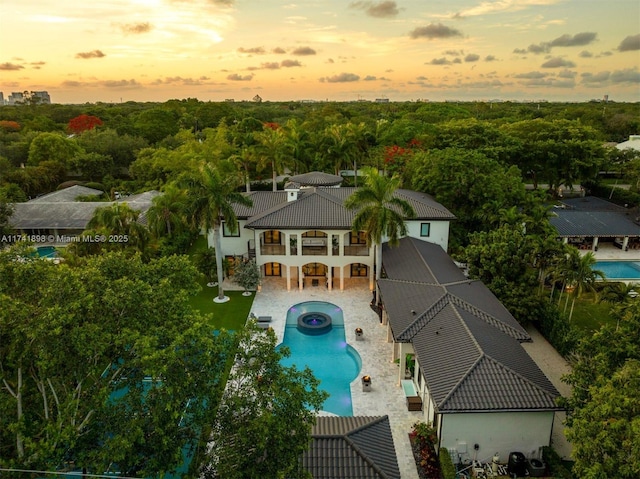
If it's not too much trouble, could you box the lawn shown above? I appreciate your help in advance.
[187,236,253,331]
[564,291,616,333]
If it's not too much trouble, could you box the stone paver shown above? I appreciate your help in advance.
[521,324,574,461]
[250,281,420,479]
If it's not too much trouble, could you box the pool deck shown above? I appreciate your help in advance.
[249,278,422,479]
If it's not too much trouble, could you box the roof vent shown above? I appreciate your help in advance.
[287,189,298,202]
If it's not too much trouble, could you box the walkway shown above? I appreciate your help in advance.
[250,280,421,479]
[521,324,574,461]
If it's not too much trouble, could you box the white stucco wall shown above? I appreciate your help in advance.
[217,220,255,257]
[404,220,450,252]
[439,411,554,464]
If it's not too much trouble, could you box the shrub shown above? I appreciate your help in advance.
[542,446,573,479]
[439,448,456,479]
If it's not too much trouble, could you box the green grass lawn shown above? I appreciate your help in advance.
[187,236,253,331]
[563,291,616,333]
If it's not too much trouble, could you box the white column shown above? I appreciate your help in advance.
[398,343,407,386]
[623,236,629,251]
[592,237,599,251]
[298,266,304,291]
[286,265,291,291]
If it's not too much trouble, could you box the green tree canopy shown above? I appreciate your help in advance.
[0,250,234,476]
[27,132,82,167]
[204,325,328,479]
[180,162,253,301]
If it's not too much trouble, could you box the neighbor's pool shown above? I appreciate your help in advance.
[595,261,640,280]
[36,246,58,259]
[278,301,361,416]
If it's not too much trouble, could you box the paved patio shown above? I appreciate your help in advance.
[249,278,421,479]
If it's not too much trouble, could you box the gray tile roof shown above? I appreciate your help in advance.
[235,182,455,230]
[302,416,401,479]
[550,211,640,237]
[245,188,355,229]
[550,196,640,238]
[10,190,159,230]
[289,171,344,186]
[379,237,561,413]
[29,185,104,203]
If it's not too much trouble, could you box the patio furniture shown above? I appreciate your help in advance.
[257,316,272,323]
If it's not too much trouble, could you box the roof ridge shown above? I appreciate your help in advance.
[437,354,484,409]
[396,291,450,341]
[482,354,560,400]
[344,432,391,479]
[312,187,347,207]
[448,293,530,341]
[438,355,560,411]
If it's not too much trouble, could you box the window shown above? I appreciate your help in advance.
[222,222,240,237]
[351,263,368,277]
[420,223,431,237]
[264,230,281,244]
[264,262,281,276]
[350,231,367,245]
[302,230,327,238]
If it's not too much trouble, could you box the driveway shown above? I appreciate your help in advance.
[521,324,574,461]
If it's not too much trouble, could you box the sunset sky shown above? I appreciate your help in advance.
[1,0,639,104]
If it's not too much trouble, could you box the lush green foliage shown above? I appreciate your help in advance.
[203,324,328,479]
[0,249,234,476]
[563,300,640,478]
[439,448,456,479]
[233,258,261,292]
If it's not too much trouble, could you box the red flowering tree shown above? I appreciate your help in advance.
[0,120,21,132]
[383,145,413,176]
[68,114,103,134]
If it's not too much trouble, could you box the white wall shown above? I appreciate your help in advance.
[439,411,554,464]
[217,220,254,257]
[405,220,450,252]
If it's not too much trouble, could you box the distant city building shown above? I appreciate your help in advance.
[375,98,390,103]
[31,91,51,104]
[3,90,51,105]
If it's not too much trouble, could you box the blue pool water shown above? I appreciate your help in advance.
[595,261,640,279]
[36,246,58,259]
[278,301,362,416]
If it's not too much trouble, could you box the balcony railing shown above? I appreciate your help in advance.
[302,245,328,256]
[343,245,370,256]
[261,244,286,255]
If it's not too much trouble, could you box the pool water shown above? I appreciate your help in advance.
[36,246,58,259]
[278,301,362,416]
[595,261,640,279]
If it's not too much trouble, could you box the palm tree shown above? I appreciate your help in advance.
[145,184,187,238]
[180,162,253,302]
[344,167,415,299]
[566,251,605,321]
[88,202,149,251]
[254,124,291,191]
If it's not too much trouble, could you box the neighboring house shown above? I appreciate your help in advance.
[302,415,401,479]
[220,171,455,291]
[9,185,159,242]
[378,237,562,464]
[550,196,640,251]
[616,134,640,152]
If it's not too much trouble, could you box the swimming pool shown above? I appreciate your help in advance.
[36,245,58,259]
[278,301,362,416]
[595,261,640,280]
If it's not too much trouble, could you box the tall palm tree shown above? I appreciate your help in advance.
[180,162,253,302]
[146,184,187,238]
[344,167,415,299]
[567,251,605,321]
[254,125,291,191]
